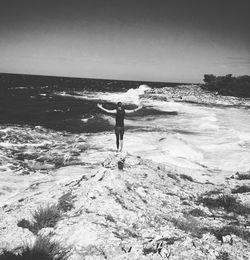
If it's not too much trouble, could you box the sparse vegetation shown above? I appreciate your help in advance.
[18,204,62,234]
[143,246,158,255]
[188,208,207,217]
[105,215,116,223]
[32,205,61,231]
[58,192,76,212]
[172,214,250,244]
[202,189,222,196]
[171,215,205,238]
[216,251,230,260]
[179,174,194,182]
[53,157,65,168]
[18,192,76,235]
[167,172,179,181]
[197,194,250,215]
[207,225,250,243]
[172,213,250,244]
[17,219,33,231]
[0,235,69,260]
[198,194,236,209]
[203,74,250,97]
[231,185,250,194]
[235,172,250,180]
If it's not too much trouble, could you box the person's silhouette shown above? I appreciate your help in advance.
[97,102,142,152]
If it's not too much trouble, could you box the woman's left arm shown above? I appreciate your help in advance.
[125,105,143,114]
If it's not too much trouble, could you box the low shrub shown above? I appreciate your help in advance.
[197,194,250,216]
[207,225,250,243]
[17,219,32,230]
[171,215,205,238]
[105,215,116,223]
[167,173,179,181]
[0,235,68,260]
[172,216,250,243]
[143,246,158,255]
[179,174,194,182]
[216,251,230,260]
[235,172,250,180]
[231,185,250,194]
[203,74,250,97]
[202,189,222,196]
[58,192,75,212]
[188,208,207,217]
[18,204,62,234]
[32,204,61,232]
[198,194,236,209]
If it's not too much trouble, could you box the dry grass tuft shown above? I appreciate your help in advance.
[58,192,76,212]
[17,204,62,234]
[171,215,205,238]
[197,194,250,216]
[231,185,250,194]
[179,174,194,182]
[216,251,230,260]
[188,208,207,217]
[235,172,250,180]
[208,225,250,243]
[32,204,61,232]
[167,173,180,181]
[0,235,69,260]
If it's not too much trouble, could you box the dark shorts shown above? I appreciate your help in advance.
[115,126,124,139]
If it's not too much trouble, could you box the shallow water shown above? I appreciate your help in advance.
[65,85,250,172]
[1,83,250,174]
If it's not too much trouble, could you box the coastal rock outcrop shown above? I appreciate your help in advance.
[0,126,250,259]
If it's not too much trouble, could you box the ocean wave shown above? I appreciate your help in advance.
[81,115,94,123]
[57,84,151,105]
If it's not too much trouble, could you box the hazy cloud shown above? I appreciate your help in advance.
[227,57,250,64]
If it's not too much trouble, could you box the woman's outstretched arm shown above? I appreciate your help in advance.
[125,105,143,114]
[97,103,116,114]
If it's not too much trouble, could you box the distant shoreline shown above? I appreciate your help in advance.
[202,74,250,98]
[0,72,192,89]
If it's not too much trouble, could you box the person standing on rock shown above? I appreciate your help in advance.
[97,102,142,152]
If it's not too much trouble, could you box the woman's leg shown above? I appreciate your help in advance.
[119,129,124,152]
[115,128,119,151]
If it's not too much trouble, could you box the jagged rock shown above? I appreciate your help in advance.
[0,126,250,259]
[144,85,250,107]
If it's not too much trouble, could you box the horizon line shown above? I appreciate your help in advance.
[0,71,200,85]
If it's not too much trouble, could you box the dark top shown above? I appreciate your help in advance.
[115,108,125,127]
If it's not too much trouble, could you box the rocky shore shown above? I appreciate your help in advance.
[144,85,250,107]
[0,125,250,259]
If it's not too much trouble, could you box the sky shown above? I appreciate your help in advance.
[0,0,249,83]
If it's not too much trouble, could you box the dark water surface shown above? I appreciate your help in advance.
[0,73,180,132]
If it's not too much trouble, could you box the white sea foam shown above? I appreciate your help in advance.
[237,131,250,142]
[236,131,250,149]
[198,121,219,131]
[57,84,151,105]
[56,86,250,172]
[0,141,52,148]
[81,115,94,122]
[158,134,203,161]
[142,100,181,112]
[96,84,150,104]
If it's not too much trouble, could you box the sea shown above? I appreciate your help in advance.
[1,74,250,174]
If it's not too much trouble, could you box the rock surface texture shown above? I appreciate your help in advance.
[0,126,250,259]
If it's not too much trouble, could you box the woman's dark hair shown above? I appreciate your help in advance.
[117,102,122,108]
